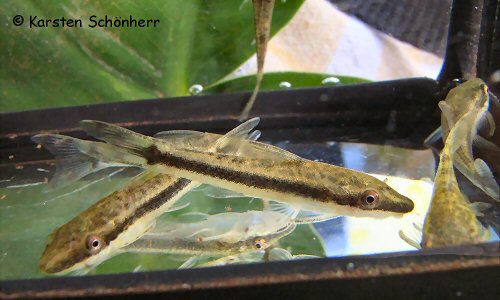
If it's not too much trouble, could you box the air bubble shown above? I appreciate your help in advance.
[189,84,203,96]
[279,81,291,89]
[321,77,340,86]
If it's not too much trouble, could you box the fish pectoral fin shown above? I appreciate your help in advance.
[473,136,500,153]
[263,200,300,219]
[423,127,443,146]
[49,156,105,190]
[164,201,191,213]
[268,248,293,261]
[489,91,500,107]
[469,202,492,217]
[398,230,422,249]
[177,212,211,223]
[294,210,339,224]
[438,101,455,129]
[485,111,496,136]
[178,255,207,269]
[197,184,246,198]
[473,159,500,200]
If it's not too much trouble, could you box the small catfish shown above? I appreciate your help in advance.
[33,119,262,275]
[425,79,499,200]
[180,247,319,269]
[78,119,415,219]
[121,210,296,257]
[401,109,491,248]
[239,0,275,121]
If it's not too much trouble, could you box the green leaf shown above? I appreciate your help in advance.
[0,0,304,112]
[207,71,371,94]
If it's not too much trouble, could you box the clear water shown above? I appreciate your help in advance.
[0,139,453,280]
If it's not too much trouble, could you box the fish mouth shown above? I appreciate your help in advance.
[379,195,415,213]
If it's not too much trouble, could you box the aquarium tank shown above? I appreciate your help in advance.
[0,0,498,299]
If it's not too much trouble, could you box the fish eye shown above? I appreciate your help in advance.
[253,238,267,249]
[86,235,103,253]
[360,190,379,208]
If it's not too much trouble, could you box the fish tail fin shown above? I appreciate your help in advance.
[32,134,143,190]
[31,134,108,189]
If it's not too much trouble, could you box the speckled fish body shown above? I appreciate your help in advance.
[80,120,415,218]
[35,120,262,274]
[433,79,499,200]
[38,171,195,274]
[423,110,490,248]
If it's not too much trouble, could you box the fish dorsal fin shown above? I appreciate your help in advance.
[213,118,302,161]
[247,130,261,142]
[212,117,260,152]
[424,126,443,146]
[154,130,205,141]
[155,127,261,154]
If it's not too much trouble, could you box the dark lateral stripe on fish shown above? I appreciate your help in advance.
[56,178,192,272]
[141,145,354,206]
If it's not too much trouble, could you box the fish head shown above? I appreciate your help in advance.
[334,172,415,216]
[446,78,488,114]
[38,217,111,274]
